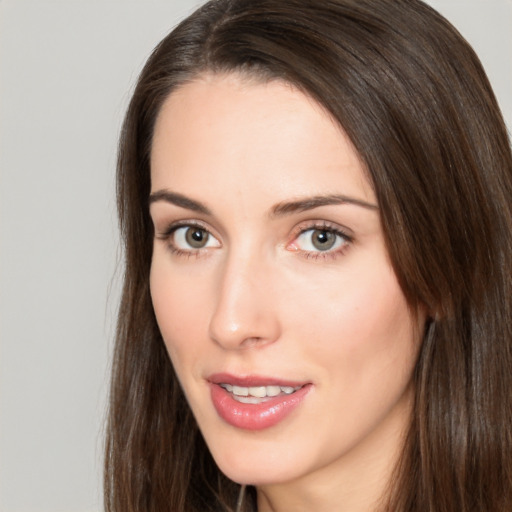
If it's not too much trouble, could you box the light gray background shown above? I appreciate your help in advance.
[0,1,510,511]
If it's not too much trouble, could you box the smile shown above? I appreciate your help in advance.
[208,374,312,430]
[219,383,302,403]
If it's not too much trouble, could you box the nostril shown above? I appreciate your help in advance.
[208,314,281,350]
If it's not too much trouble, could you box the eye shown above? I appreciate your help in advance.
[172,225,220,250]
[291,225,351,256]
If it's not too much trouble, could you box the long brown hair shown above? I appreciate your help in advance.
[105,1,512,510]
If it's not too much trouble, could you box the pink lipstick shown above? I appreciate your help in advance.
[208,373,312,430]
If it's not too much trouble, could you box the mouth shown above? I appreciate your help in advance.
[219,383,303,403]
[208,373,312,430]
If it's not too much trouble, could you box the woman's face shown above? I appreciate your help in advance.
[149,74,424,497]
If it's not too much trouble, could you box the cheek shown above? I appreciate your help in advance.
[290,259,420,389]
[149,257,211,369]
[282,262,421,462]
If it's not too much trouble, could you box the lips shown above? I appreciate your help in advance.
[208,373,312,430]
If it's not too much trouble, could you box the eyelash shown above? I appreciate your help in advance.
[290,222,352,261]
[155,220,353,260]
[156,221,215,258]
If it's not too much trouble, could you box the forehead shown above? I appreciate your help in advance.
[150,73,375,206]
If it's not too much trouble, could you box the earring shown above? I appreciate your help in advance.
[236,484,246,512]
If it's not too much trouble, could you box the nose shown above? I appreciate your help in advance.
[208,249,281,350]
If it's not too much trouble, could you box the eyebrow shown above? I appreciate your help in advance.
[149,190,212,215]
[271,194,378,217]
[149,189,378,217]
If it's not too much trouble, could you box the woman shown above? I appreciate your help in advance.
[105,0,512,510]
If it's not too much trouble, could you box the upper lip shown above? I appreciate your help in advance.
[208,372,308,388]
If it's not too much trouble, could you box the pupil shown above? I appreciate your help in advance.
[312,230,335,251]
[186,228,207,248]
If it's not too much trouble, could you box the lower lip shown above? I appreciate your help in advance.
[209,383,311,431]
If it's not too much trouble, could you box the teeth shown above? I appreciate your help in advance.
[248,386,266,398]
[220,383,301,398]
[232,385,249,396]
[266,385,281,397]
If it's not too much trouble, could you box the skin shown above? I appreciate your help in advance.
[149,73,425,512]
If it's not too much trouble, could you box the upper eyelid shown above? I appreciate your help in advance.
[292,220,354,239]
[157,222,221,255]
[156,219,215,237]
[293,226,352,247]
[154,218,354,244]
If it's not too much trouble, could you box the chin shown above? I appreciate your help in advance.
[204,429,311,486]
[218,459,299,486]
